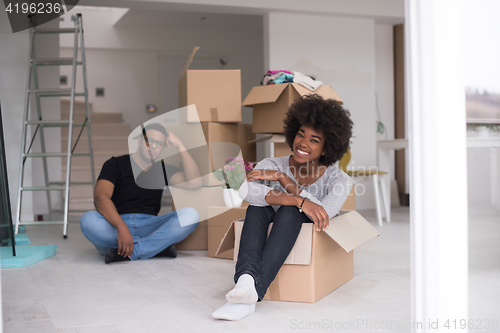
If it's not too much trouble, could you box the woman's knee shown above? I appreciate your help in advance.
[246,205,274,221]
[274,206,302,225]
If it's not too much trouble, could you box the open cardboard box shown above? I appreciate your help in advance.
[172,186,225,250]
[215,210,378,302]
[179,47,242,123]
[207,204,249,259]
[242,82,343,133]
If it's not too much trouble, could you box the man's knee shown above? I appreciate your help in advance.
[80,211,99,231]
[177,207,200,229]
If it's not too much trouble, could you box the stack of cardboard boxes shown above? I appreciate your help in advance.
[172,47,255,250]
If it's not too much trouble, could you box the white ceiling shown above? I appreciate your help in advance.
[79,0,405,25]
[114,9,263,31]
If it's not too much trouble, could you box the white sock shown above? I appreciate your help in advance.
[226,274,258,304]
[212,302,255,321]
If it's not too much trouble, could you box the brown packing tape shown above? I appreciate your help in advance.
[210,108,219,122]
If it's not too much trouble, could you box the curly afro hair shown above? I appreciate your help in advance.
[283,94,353,165]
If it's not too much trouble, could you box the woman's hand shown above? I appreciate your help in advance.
[246,169,284,182]
[301,199,330,231]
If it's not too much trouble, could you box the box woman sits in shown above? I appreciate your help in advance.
[212,94,354,320]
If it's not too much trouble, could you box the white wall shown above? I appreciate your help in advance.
[1,12,32,220]
[375,25,395,143]
[59,8,263,129]
[266,12,377,167]
[1,13,60,218]
[265,12,395,209]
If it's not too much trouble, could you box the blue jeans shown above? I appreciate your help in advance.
[234,205,312,301]
[80,208,199,261]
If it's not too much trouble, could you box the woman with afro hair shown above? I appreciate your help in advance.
[212,94,353,321]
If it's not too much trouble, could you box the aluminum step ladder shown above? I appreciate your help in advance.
[15,14,95,238]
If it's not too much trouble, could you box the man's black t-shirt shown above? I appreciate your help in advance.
[97,154,180,216]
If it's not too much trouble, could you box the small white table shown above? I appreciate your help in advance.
[377,137,500,217]
[466,137,500,205]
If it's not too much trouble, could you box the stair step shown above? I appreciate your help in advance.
[61,111,122,124]
[61,166,101,183]
[61,99,93,113]
[61,123,130,137]
[62,151,128,166]
[68,184,95,199]
[61,136,129,152]
[69,199,95,211]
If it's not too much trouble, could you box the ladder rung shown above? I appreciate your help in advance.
[32,58,82,66]
[24,152,91,157]
[18,221,65,225]
[34,28,77,34]
[28,89,85,97]
[26,120,85,127]
[29,88,71,95]
[24,152,66,157]
[53,209,91,213]
[21,186,66,191]
[49,181,93,185]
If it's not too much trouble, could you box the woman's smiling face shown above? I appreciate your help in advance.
[292,125,325,165]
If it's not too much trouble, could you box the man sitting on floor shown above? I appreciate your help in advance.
[80,123,202,263]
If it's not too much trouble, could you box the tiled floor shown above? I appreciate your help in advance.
[1,206,499,333]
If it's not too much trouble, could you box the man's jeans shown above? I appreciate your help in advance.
[80,208,199,261]
[234,205,312,301]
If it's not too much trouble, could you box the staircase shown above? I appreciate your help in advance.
[60,99,130,213]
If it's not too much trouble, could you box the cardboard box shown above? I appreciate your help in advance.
[249,134,291,158]
[172,186,225,250]
[207,203,249,259]
[242,83,343,133]
[179,47,241,123]
[205,186,353,255]
[343,184,356,210]
[216,210,379,303]
[163,123,255,187]
[176,220,208,250]
[201,123,256,186]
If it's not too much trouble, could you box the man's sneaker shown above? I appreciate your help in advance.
[105,248,131,264]
[153,244,177,258]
